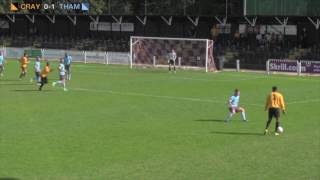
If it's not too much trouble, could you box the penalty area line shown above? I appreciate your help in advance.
[70,88,320,107]
[287,99,320,105]
[72,87,262,107]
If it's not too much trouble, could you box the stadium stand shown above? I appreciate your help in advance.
[0,0,319,70]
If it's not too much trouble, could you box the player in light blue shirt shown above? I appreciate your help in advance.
[225,89,247,122]
[64,53,72,80]
[0,51,5,77]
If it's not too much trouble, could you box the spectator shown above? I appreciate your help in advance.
[210,24,219,41]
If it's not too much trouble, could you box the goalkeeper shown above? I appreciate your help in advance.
[168,49,176,73]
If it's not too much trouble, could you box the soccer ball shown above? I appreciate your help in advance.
[277,126,284,133]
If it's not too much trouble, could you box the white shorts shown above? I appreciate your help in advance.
[229,105,239,113]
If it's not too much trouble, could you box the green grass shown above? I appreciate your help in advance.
[0,60,319,180]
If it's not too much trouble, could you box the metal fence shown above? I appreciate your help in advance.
[1,47,130,65]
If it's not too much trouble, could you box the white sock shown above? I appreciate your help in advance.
[226,113,234,121]
[241,112,246,121]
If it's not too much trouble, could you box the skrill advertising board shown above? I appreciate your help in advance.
[301,61,320,74]
[268,59,320,74]
[268,59,298,73]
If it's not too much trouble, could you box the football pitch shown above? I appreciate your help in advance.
[0,60,319,180]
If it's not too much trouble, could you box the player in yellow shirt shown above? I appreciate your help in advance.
[264,86,286,135]
[39,62,52,91]
[19,53,29,80]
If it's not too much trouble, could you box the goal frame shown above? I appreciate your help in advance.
[129,36,215,72]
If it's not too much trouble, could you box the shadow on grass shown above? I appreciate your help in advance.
[0,79,21,81]
[0,83,32,86]
[211,131,263,136]
[0,178,20,180]
[194,119,226,123]
[12,89,53,92]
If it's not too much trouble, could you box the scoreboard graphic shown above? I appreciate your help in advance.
[10,2,89,12]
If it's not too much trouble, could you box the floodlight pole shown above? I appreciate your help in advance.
[144,0,147,15]
[225,0,228,18]
[108,0,111,14]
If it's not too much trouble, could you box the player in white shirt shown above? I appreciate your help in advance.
[30,56,41,83]
[225,89,247,122]
[168,49,176,73]
[52,58,67,91]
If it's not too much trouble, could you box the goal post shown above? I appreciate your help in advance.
[130,36,217,72]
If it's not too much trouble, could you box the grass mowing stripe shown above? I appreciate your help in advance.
[1,61,319,179]
[72,87,264,107]
[72,86,319,106]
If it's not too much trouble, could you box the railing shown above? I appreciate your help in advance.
[1,47,130,65]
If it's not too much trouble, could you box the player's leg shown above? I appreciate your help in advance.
[36,72,41,83]
[19,67,24,79]
[30,71,36,82]
[65,65,69,80]
[39,77,45,90]
[237,107,247,121]
[225,107,235,122]
[19,70,26,79]
[168,61,171,71]
[63,77,67,91]
[0,65,3,76]
[52,75,61,87]
[53,75,67,91]
[22,67,27,77]
[59,75,67,90]
[264,108,274,135]
[67,65,71,80]
[173,61,176,73]
[274,109,281,135]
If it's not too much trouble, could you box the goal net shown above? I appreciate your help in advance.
[130,36,216,72]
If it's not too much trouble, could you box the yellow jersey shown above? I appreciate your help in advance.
[265,92,286,110]
[20,56,29,68]
[41,65,51,78]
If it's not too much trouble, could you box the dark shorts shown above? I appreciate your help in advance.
[169,60,175,65]
[35,71,40,77]
[268,108,280,119]
[41,77,48,84]
[65,64,70,71]
[21,66,27,72]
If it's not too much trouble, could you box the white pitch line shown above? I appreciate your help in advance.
[76,70,267,82]
[72,87,262,107]
[72,87,320,107]
[287,99,320,105]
